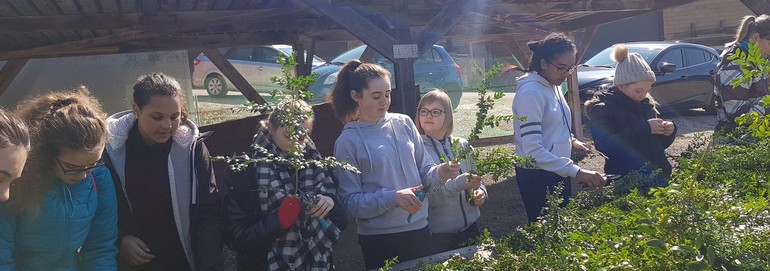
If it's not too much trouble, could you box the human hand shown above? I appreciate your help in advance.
[439,162,461,180]
[576,169,605,188]
[466,174,482,190]
[661,120,675,136]
[396,185,424,215]
[119,235,155,266]
[571,139,592,152]
[648,118,666,135]
[472,189,487,207]
[307,194,334,218]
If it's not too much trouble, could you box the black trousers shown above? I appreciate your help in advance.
[515,167,571,223]
[357,226,434,270]
[431,222,481,253]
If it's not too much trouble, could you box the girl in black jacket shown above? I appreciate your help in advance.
[224,100,346,271]
[585,44,677,181]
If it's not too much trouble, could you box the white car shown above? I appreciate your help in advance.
[192,45,325,97]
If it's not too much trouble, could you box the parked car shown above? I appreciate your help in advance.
[578,41,719,113]
[308,45,464,108]
[192,44,325,97]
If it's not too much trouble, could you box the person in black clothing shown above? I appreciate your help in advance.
[585,44,677,182]
[104,73,223,271]
[224,100,346,271]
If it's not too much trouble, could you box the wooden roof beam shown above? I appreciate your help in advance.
[491,0,654,14]
[740,0,770,15]
[416,0,479,55]
[0,59,28,97]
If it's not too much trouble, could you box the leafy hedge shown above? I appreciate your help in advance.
[421,134,770,271]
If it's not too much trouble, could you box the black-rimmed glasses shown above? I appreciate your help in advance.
[546,59,577,75]
[56,158,104,175]
[418,108,444,117]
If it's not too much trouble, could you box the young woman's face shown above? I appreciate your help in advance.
[618,80,655,102]
[417,101,447,138]
[0,147,28,201]
[539,51,577,85]
[352,77,391,122]
[752,34,770,56]
[53,147,104,184]
[133,95,182,145]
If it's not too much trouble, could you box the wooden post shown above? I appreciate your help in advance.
[389,0,418,118]
[0,59,28,97]
[187,48,202,76]
[576,26,598,63]
[202,48,267,104]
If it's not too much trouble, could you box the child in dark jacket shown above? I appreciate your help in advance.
[586,44,677,181]
[224,100,346,271]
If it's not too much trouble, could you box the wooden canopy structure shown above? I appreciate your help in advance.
[0,0,700,158]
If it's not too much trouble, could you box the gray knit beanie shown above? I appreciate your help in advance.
[612,44,656,86]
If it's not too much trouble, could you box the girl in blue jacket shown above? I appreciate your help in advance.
[0,87,118,271]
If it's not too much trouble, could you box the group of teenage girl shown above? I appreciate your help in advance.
[0,13,767,270]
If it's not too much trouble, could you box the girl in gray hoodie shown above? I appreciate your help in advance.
[329,60,460,270]
[416,89,487,252]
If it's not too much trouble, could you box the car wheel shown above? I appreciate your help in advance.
[704,94,717,115]
[205,75,228,97]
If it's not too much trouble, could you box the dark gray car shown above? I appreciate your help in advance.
[579,41,719,113]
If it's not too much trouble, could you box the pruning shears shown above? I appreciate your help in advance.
[406,184,430,223]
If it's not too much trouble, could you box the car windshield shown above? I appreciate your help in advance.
[583,45,663,68]
[278,48,326,66]
[331,46,367,64]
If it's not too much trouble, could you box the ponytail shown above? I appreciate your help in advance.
[524,33,576,73]
[730,14,770,46]
[327,59,390,123]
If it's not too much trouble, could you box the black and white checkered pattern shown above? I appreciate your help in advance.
[252,128,340,270]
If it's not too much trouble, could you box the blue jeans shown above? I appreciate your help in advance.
[515,167,571,223]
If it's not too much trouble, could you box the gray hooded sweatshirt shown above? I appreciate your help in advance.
[334,113,441,235]
[421,135,486,234]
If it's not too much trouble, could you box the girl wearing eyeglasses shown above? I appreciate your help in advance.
[0,108,30,202]
[415,89,487,252]
[104,74,222,271]
[0,87,118,270]
[511,33,606,223]
[328,59,460,270]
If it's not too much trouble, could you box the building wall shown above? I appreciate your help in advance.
[0,51,193,117]
[663,0,753,46]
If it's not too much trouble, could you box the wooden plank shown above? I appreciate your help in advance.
[470,135,513,148]
[740,0,770,15]
[0,30,145,60]
[560,10,647,32]
[30,0,60,15]
[212,0,233,10]
[227,0,249,9]
[159,0,176,11]
[187,48,202,75]
[0,0,21,16]
[202,48,267,104]
[7,0,41,15]
[576,26,597,63]
[504,37,531,69]
[177,0,195,10]
[94,29,110,37]
[120,0,139,12]
[367,245,481,271]
[292,0,397,60]
[195,0,216,10]
[141,0,158,12]
[55,0,81,14]
[100,0,120,13]
[40,30,64,43]
[0,8,291,32]
[388,0,418,118]
[79,0,100,13]
[78,30,95,38]
[0,59,28,97]
[416,0,478,56]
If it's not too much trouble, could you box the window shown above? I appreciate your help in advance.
[225,47,253,61]
[253,47,282,63]
[684,48,707,67]
[658,49,683,69]
[415,49,443,64]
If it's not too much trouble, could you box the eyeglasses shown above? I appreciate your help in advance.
[56,158,105,176]
[418,108,444,117]
[546,60,577,75]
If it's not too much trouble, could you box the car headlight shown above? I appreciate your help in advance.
[323,72,339,85]
[583,83,612,95]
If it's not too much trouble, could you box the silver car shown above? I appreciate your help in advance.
[192,44,325,97]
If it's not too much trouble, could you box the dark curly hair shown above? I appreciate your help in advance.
[527,33,576,73]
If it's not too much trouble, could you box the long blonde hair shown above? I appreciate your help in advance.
[729,14,770,46]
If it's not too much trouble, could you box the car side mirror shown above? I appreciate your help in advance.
[658,62,677,74]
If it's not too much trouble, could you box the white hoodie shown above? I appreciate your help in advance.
[512,72,580,178]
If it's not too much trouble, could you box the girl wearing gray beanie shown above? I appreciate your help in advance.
[585,44,677,181]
